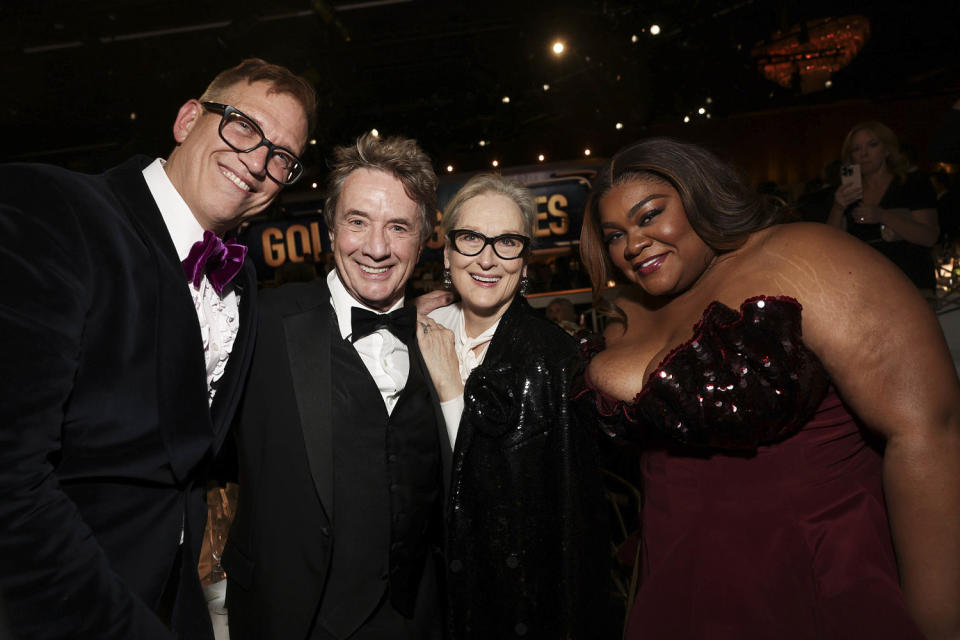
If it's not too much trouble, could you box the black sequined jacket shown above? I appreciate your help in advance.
[445,295,608,640]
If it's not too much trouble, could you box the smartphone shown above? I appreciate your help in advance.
[840,163,861,190]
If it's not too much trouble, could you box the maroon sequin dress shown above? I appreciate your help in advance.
[575,296,922,639]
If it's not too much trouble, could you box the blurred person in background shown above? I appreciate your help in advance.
[545,296,582,335]
[827,121,939,293]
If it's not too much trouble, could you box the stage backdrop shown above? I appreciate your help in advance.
[237,159,604,283]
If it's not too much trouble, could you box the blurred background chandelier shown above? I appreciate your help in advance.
[752,15,871,94]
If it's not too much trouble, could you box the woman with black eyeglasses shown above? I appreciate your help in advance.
[416,174,608,639]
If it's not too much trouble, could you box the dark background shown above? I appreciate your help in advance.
[2,0,958,195]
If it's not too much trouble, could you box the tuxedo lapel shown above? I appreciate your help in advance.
[412,341,453,495]
[105,156,210,482]
[283,293,334,521]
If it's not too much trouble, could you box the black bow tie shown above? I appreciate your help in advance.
[350,305,416,344]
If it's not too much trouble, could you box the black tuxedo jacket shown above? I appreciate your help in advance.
[223,278,448,640]
[0,156,257,639]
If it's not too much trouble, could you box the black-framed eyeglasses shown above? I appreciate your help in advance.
[447,229,530,260]
[201,102,304,185]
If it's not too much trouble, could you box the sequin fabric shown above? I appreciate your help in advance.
[447,296,608,639]
[574,295,924,639]
[575,296,829,451]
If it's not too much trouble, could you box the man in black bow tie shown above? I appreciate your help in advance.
[224,132,450,640]
[0,59,315,639]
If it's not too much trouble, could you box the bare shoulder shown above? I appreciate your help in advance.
[753,222,873,268]
[741,222,910,302]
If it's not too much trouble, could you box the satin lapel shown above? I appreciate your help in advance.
[210,259,257,453]
[105,157,210,482]
[283,298,334,521]
[412,340,453,495]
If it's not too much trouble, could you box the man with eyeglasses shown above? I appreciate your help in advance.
[0,58,315,639]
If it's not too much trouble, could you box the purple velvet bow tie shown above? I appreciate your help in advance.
[182,230,248,295]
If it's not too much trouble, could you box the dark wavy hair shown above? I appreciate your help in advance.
[581,138,782,314]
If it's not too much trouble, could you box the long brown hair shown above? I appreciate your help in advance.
[581,138,781,316]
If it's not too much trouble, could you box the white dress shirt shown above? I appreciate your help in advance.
[327,269,410,414]
[142,158,241,405]
[429,303,501,448]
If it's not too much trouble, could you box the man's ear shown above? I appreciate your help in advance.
[172,100,203,144]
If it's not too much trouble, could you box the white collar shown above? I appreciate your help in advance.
[142,157,208,261]
[327,269,405,341]
[454,308,500,353]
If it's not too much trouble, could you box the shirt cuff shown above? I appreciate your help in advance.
[440,395,464,449]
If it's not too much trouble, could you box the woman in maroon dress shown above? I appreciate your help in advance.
[576,138,960,639]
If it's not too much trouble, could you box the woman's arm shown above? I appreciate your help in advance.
[782,226,960,639]
[417,315,465,448]
[853,203,940,246]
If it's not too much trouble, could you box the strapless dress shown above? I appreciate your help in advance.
[574,296,922,639]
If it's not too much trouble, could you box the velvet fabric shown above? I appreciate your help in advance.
[182,229,248,294]
[574,296,923,639]
[0,156,257,639]
[445,296,608,639]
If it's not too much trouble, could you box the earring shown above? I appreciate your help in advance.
[442,268,453,289]
[519,276,530,296]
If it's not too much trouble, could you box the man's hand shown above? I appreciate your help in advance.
[411,289,456,315]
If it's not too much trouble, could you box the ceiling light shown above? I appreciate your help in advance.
[370,128,379,137]
[615,122,623,130]
[683,116,690,123]
[584,148,591,156]
[542,84,550,91]
[446,165,454,173]
[552,41,565,55]
[650,24,661,35]
[631,34,638,43]
[492,160,499,167]
[538,154,545,162]
[698,107,706,115]
[502,96,510,104]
